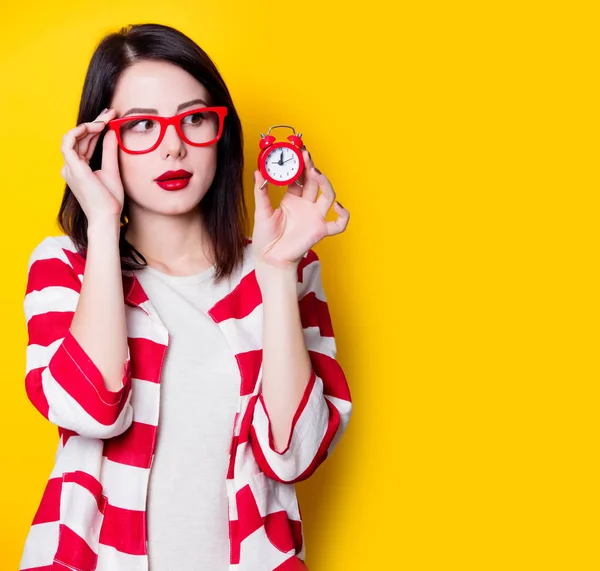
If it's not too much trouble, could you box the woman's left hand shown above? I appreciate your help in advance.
[252,148,350,270]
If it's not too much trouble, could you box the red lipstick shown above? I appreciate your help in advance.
[155,169,192,191]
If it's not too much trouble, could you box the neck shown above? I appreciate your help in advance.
[124,206,215,274]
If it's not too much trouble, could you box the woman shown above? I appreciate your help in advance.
[20,23,352,571]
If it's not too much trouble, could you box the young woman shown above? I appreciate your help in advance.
[20,23,351,571]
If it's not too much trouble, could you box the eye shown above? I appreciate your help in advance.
[183,112,206,125]
[124,119,156,132]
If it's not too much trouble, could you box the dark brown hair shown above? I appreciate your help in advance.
[58,23,249,283]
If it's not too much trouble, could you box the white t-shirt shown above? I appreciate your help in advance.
[134,263,240,571]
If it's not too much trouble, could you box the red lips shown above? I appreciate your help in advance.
[155,169,192,181]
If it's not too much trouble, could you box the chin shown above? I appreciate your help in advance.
[158,200,202,216]
[161,191,207,214]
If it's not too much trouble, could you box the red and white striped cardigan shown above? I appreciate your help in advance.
[19,234,352,571]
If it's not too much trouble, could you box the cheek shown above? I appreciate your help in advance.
[192,147,218,175]
[119,154,152,183]
[117,147,218,200]
[118,154,155,199]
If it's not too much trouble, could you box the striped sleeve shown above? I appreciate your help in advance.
[250,249,352,483]
[23,236,133,439]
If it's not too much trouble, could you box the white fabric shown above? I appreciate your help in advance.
[134,264,240,571]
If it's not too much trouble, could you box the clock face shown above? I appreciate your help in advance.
[265,146,301,182]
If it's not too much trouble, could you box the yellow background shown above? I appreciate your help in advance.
[1,1,597,569]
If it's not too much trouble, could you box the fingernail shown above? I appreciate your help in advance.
[101,107,109,114]
[313,167,321,175]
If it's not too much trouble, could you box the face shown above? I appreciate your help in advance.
[109,60,218,217]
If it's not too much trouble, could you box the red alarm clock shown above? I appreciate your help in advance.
[257,125,305,189]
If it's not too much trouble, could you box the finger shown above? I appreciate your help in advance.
[302,146,314,169]
[61,121,104,168]
[79,124,106,161]
[81,132,101,162]
[325,201,350,236]
[314,170,336,217]
[300,157,321,203]
[296,145,314,184]
[80,109,116,160]
[71,120,103,150]
[100,129,121,184]
[286,181,303,197]
[286,146,312,197]
[287,147,315,200]
[253,170,274,220]
[61,126,92,178]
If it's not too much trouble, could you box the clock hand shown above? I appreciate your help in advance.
[282,157,295,163]
[279,150,284,165]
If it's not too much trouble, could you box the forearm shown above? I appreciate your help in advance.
[257,265,312,453]
[69,217,129,392]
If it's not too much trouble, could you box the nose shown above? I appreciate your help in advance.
[159,123,186,160]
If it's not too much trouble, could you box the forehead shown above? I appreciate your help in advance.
[111,60,211,113]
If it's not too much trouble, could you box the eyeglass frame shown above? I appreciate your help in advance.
[107,106,229,155]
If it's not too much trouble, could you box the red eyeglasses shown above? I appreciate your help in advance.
[108,106,228,154]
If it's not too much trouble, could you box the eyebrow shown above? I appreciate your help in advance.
[121,98,209,117]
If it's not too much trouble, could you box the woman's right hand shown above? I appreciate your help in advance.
[60,108,124,226]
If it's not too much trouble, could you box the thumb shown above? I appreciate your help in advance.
[254,170,273,219]
[101,129,121,182]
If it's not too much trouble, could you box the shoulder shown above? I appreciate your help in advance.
[27,234,82,273]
